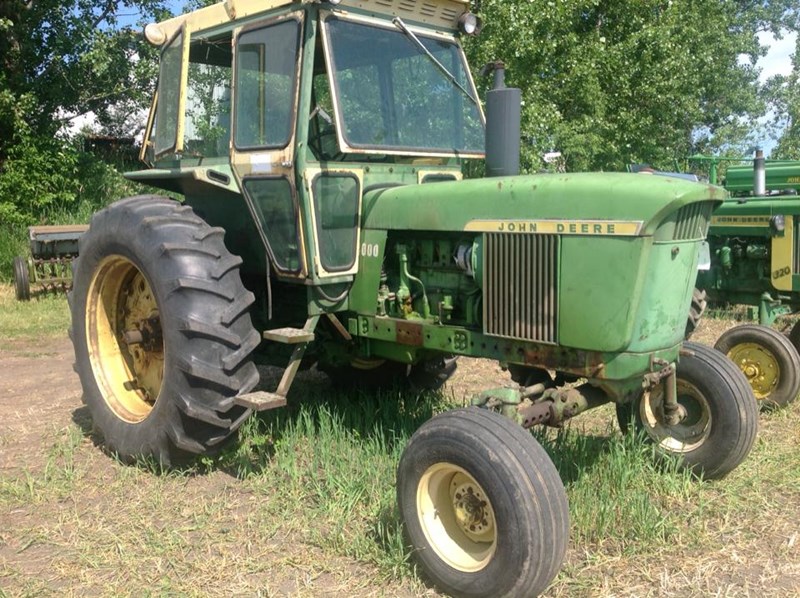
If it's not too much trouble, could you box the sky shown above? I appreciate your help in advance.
[758,30,797,81]
[754,29,797,156]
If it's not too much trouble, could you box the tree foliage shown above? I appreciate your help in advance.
[0,0,171,224]
[465,0,799,172]
[0,0,170,146]
[768,34,800,159]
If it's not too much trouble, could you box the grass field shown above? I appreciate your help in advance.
[1,287,798,596]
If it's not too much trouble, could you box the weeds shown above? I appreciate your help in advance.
[0,425,85,504]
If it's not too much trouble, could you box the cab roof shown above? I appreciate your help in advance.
[144,0,471,45]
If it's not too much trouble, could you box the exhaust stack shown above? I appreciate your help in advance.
[754,149,766,196]
[482,61,521,177]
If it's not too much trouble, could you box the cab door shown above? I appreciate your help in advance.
[230,12,307,279]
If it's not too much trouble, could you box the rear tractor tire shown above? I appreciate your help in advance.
[714,324,800,409]
[397,408,568,597]
[13,255,31,301]
[616,342,758,479]
[70,196,260,465]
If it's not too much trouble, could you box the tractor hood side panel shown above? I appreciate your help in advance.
[359,173,722,354]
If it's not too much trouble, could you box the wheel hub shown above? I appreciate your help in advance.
[416,463,497,572]
[640,379,711,453]
[728,343,779,400]
[450,473,494,542]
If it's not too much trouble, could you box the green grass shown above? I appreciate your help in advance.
[537,424,701,551]
[0,425,85,505]
[203,390,733,586]
[0,382,800,596]
[218,386,449,578]
[2,351,799,595]
[0,284,71,339]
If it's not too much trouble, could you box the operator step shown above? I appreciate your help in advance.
[233,391,287,411]
[262,327,315,344]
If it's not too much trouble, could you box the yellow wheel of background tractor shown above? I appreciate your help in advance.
[714,324,800,409]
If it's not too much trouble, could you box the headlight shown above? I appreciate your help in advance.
[458,12,483,35]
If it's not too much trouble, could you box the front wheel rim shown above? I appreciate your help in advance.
[725,342,780,401]
[416,463,497,572]
[86,255,164,423]
[640,379,711,453]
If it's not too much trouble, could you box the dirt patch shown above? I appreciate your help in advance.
[0,337,81,471]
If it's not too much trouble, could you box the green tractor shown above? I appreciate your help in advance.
[692,152,800,409]
[69,1,758,595]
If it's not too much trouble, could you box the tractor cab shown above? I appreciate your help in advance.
[132,0,483,291]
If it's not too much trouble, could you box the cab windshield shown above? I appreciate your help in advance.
[323,16,484,156]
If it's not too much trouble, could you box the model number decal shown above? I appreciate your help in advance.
[773,266,791,280]
[361,243,380,257]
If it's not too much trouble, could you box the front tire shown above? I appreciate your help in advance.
[397,408,568,597]
[616,342,758,479]
[714,324,800,409]
[70,196,260,465]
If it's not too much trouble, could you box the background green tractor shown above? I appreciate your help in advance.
[692,152,800,409]
[69,1,758,596]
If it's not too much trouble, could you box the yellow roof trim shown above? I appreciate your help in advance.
[144,0,471,45]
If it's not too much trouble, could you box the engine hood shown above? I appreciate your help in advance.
[362,172,726,236]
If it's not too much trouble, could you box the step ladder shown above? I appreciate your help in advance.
[233,315,319,411]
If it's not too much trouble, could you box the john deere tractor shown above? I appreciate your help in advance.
[692,152,800,409]
[70,2,758,596]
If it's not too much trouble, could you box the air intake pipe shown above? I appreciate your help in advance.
[754,149,766,196]
[482,61,521,177]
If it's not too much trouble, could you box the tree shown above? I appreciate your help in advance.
[0,0,171,223]
[0,1,170,150]
[465,0,799,172]
[769,34,800,159]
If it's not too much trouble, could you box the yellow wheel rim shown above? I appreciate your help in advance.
[416,463,497,572]
[725,342,780,401]
[86,255,164,423]
[640,379,711,453]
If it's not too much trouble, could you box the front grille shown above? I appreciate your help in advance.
[483,233,558,343]
[673,201,714,240]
